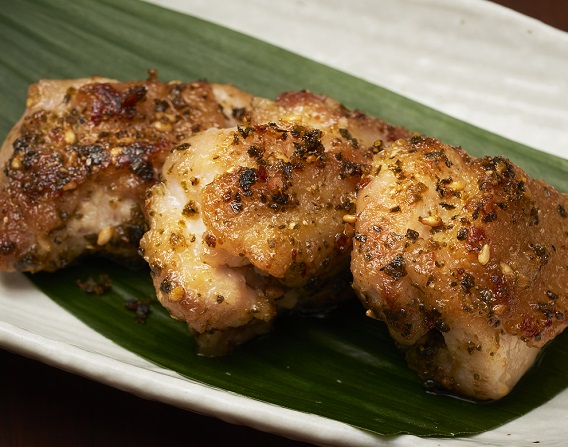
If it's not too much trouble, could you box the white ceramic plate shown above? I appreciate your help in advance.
[1,1,567,446]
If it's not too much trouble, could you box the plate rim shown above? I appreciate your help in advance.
[1,0,567,445]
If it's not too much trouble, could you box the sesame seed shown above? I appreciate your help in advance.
[343,214,357,224]
[64,128,77,145]
[96,226,114,246]
[478,244,490,265]
[500,262,513,275]
[419,215,443,227]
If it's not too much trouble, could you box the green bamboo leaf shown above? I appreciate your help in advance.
[1,0,567,438]
[29,260,568,437]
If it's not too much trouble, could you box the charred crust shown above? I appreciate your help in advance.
[1,77,230,271]
[81,83,148,125]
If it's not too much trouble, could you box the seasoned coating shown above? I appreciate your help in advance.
[140,124,364,354]
[200,125,361,288]
[0,75,253,272]
[351,136,568,400]
[250,90,410,148]
[140,91,411,354]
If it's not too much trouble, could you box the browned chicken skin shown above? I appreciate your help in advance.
[0,74,253,272]
[351,137,568,400]
[4,74,566,399]
[140,91,411,355]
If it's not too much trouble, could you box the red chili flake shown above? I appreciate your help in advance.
[466,226,486,251]
[257,164,269,182]
[334,232,349,254]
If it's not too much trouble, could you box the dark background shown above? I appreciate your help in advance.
[495,0,567,31]
[1,2,566,446]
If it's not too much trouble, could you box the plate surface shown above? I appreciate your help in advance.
[1,1,567,446]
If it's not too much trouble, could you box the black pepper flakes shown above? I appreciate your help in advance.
[131,159,154,181]
[439,202,456,210]
[0,241,15,255]
[182,200,198,216]
[160,278,173,294]
[230,200,243,213]
[482,211,498,223]
[339,128,359,148]
[247,145,264,159]
[154,98,169,112]
[406,229,419,240]
[232,107,247,120]
[529,243,550,268]
[456,227,468,240]
[530,207,539,225]
[76,274,112,295]
[380,254,408,280]
[461,273,475,293]
[546,290,558,300]
[238,168,257,195]
[124,298,151,324]
[472,206,481,221]
[237,126,253,138]
[172,142,191,151]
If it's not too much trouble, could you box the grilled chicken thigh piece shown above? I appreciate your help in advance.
[140,92,411,355]
[351,137,568,400]
[0,75,253,272]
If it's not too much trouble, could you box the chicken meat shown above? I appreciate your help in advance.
[351,136,568,400]
[0,73,253,272]
[140,90,411,355]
